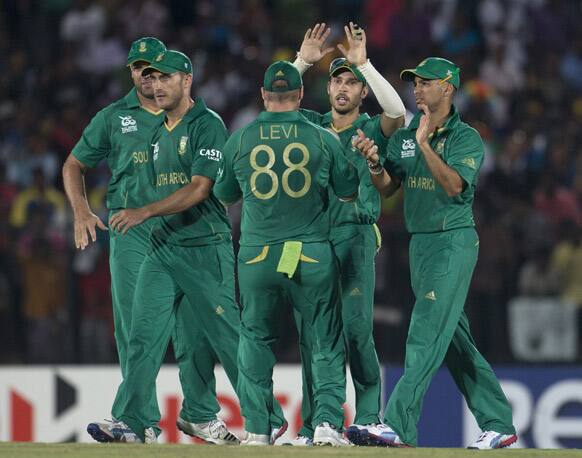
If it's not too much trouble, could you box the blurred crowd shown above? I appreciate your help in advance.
[0,0,580,364]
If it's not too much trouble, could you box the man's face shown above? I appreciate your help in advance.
[327,71,367,115]
[412,76,450,111]
[130,61,154,99]
[149,71,189,111]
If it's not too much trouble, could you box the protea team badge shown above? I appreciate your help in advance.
[435,136,447,156]
[139,42,147,53]
[178,136,188,155]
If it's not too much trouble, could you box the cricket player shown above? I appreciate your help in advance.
[353,57,517,449]
[214,61,359,446]
[104,50,286,443]
[283,23,405,444]
[62,39,240,444]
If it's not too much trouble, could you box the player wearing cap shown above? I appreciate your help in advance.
[352,57,517,449]
[214,61,359,447]
[286,23,405,445]
[62,37,236,444]
[99,50,286,444]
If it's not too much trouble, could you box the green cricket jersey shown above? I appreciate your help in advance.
[383,105,483,233]
[149,98,231,246]
[300,109,388,226]
[214,111,358,246]
[72,88,164,210]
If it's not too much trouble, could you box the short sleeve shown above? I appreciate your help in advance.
[190,115,229,180]
[214,130,243,204]
[363,116,389,155]
[446,127,484,187]
[71,110,110,168]
[382,133,405,180]
[299,108,324,125]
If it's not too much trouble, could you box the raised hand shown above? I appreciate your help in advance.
[74,211,107,250]
[337,22,367,66]
[415,103,431,146]
[298,23,334,64]
[353,128,380,164]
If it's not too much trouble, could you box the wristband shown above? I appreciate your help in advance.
[367,160,384,175]
[292,54,313,75]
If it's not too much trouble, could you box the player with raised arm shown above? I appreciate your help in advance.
[285,22,405,445]
[215,61,359,447]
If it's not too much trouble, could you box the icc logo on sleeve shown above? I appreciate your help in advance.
[119,115,138,134]
[400,139,416,158]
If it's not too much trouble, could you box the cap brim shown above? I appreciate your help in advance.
[330,65,366,84]
[142,64,177,76]
[127,57,153,67]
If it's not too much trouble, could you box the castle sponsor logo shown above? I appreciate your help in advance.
[199,148,222,161]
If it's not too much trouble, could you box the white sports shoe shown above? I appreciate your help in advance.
[176,417,239,445]
[87,420,141,443]
[241,432,270,445]
[364,423,410,447]
[278,435,313,446]
[313,422,351,446]
[467,431,518,449]
[144,427,157,444]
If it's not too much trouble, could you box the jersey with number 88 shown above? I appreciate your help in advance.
[214,111,358,246]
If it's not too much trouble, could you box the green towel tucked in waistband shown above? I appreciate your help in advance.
[276,241,302,278]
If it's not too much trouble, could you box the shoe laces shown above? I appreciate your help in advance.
[476,431,498,443]
[207,419,228,439]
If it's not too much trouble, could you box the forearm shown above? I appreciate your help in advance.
[62,157,91,217]
[142,181,210,218]
[372,169,400,198]
[367,161,400,198]
[418,142,463,196]
[357,60,405,119]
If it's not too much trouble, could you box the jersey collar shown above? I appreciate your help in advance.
[257,111,304,122]
[123,88,141,109]
[407,104,460,136]
[321,111,371,132]
[181,97,209,123]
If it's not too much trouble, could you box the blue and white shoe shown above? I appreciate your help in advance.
[467,431,518,449]
[87,420,156,444]
[346,424,374,446]
[362,423,410,447]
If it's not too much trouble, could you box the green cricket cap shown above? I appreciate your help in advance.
[126,37,166,66]
[141,50,193,76]
[400,57,460,88]
[329,57,366,85]
[263,61,303,92]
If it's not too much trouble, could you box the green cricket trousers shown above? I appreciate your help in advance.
[384,227,515,446]
[116,235,284,441]
[237,241,347,435]
[297,224,382,437]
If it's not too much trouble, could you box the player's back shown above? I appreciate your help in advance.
[229,111,357,246]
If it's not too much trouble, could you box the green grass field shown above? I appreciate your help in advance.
[1,443,582,458]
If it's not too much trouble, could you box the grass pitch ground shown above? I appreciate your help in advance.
[1,443,582,458]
